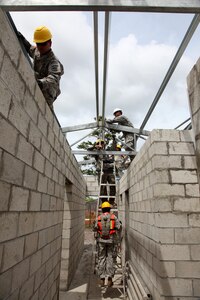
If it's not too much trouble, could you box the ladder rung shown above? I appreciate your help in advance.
[100,183,116,186]
[99,196,116,198]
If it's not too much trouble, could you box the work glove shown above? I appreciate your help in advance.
[106,119,113,124]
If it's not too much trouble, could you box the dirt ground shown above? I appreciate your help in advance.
[59,228,126,300]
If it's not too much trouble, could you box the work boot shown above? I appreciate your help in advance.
[107,277,113,287]
[100,278,105,287]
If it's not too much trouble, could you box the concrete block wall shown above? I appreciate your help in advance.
[0,9,86,299]
[118,129,200,299]
[85,175,99,197]
[187,57,200,183]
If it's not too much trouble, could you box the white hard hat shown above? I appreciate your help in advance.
[113,108,122,115]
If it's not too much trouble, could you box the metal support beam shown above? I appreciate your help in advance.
[93,12,99,126]
[72,150,136,156]
[105,123,150,136]
[139,13,200,132]
[102,11,110,128]
[1,1,200,13]
[62,122,97,133]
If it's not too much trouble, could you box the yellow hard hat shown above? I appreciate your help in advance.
[116,144,122,149]
[33,26,52,43]
[96,139,104,144]
[102,201,111,209]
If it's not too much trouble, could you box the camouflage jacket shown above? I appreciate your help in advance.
[29,47,64,105]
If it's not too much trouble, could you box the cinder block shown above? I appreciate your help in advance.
[179,130,193,142]
[37,173,48,193]
[186,184,200,197]
[151,198,172,212]
[189,213,200,227]
[0,80,12,118]
[34,212,46,231]
[41,244,51,264]
[38,277,48,300]
[45,160,53,178]
[170,170,197,184]
[150,129,180,143]
[33,150,45,173]
[28,121,42,150]
[148,142,168,158]
[157,244,190,261]
[191,245,200,260]
[10,186,29,211]
[0,116,18,155]
[41,137,51,159]
[1,152,24,185]
[41,194,50,211]
[48,126,55,148]
[173,197,200,212]
[158,278,192,296]
[175,228,200,244]
[184,156,197,169]
[30,250,42,276]
[0,269,12,299]
[18,212,34,236]
[152,155,182,169]
[153,258,175,277]
[19,275,34,300]
[1,237,24,272]
[153,184,185,197]
[29,191,41,211]
[0,212,18,242]
[24,232,38,257]
[34,264,46,291]
[176,261,200,278]
[23,165,38,190]
[11,257,30,292]
[169,142,195,155]
[157,228,174,243]
[38,112,48,137]
[155,213,188,228]
[18,51,36,94]
[1,55,25,101]
[0,181,11,211]
[193,279,200,296]
[0,43,4,67]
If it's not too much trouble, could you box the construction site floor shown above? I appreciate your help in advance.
[59,228,125,300]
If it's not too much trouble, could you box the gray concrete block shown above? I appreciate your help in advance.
[23,165,38,190]
[1,152,24,185]
[24,232,38,257]
[0,80,12,118]
[0,212,18,242]
[0,181,11,211]
[1,237,24,272]
[10,186,29,211]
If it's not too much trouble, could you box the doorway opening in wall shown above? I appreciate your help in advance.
[125,190,129,262]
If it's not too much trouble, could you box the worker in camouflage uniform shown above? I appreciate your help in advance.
[18,26,64,110]
[106,108,135,151]
[88,139,116,205]
[93,201,121,287]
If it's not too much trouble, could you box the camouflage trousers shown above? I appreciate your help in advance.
[97,242,115,279]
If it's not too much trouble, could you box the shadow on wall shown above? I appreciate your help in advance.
[127,228,172,298]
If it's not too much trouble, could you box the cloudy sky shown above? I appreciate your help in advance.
[11,10,200,152]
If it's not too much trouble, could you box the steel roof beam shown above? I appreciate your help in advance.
[93,12,99,126]
[62,122,98,133]
[72,150,136,156]
[105,123,150,136]
[1,0,200,13]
